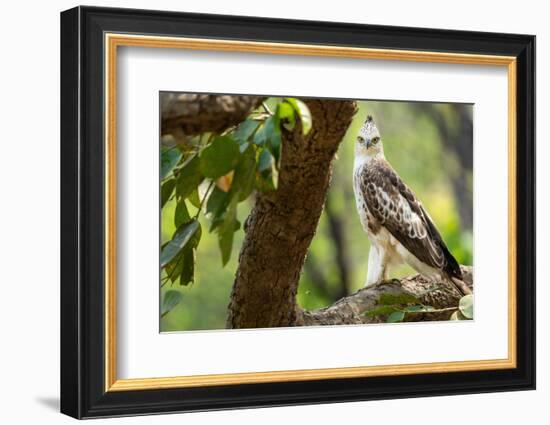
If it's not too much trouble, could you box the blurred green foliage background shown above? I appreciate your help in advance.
[160,99,473,332]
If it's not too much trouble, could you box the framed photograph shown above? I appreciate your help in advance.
[60,6,535,419]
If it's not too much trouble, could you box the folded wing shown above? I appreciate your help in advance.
[358,161,462,279]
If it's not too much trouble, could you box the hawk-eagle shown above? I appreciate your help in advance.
[353,115,471,295]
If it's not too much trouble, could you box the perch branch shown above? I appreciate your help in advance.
[297,266,473,326]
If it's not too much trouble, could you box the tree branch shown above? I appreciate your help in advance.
[298,266,473,326]
[161,93,265,136]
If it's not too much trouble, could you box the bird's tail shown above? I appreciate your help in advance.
[448,276,472,297]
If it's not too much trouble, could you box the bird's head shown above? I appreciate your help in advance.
[355,115,383,158]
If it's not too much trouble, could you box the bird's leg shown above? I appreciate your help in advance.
[365,246,389,287]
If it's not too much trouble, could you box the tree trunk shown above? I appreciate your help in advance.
[226,99,357,328]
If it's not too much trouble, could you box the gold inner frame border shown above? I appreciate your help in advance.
[104,33,517,392]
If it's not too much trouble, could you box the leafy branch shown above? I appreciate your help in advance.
[159,98,312,314]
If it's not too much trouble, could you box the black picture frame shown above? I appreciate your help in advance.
[61,5,535,419]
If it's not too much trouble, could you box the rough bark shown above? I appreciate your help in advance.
[226,99,358,329]
[161,93,265,136]
[298,266,473,326]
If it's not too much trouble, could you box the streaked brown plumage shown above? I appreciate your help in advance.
[354,158,462,280]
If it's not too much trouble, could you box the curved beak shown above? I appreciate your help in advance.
[357,138,372,148]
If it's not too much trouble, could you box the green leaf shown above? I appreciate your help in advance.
[264,115,282,163]
[387,311,406,323]
[206,186,230,230]
[188,187,201,208]
[255,152,278,192]
[161,146,183,179]
[161,290,182,317]
[191,220,202,245]
[239,142,251,154]
[379,293,419,306]
[252,116,281,162]
[174,199,191,228]
[286,98,312,135]
[231,145,256,201]
[163,222,202,284]
[200,136,241,179]
[176,155,203,199]
[179,248,195,286]
[458,294,474,319]
[218,227,234,266]
[217,197,238,266]
[164,251,184,284]
[450,310,467,321]
[403,305,426,313]
[257,148,274,173]
[161,179,176,208]
[277,101,296,131]
[253,122,267,146]
[233,119,260,144]
[255,148,278,192]
[207,186,230,216]
[364,305,399,317]
[160,220,200,268]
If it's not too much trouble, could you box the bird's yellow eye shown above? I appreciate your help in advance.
[372,137,380,144]
[358,137,364,144]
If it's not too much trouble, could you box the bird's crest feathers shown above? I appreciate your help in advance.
[358,115,380,142]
